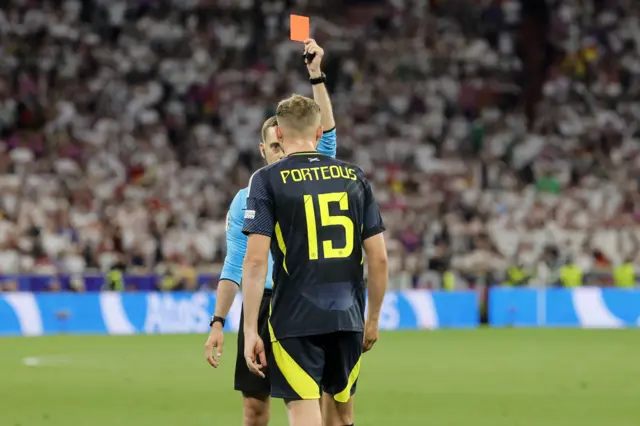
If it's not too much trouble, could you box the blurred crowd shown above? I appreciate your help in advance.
[0,0,640,291]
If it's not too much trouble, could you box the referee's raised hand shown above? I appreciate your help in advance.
[244,331,267,378]
[303,38,324,76]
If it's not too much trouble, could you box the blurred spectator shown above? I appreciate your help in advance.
[69,274,86,292]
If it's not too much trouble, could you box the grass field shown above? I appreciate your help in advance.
[2,329,639,426]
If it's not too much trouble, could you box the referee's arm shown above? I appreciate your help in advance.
[306,39,336,132]
[241,171,275,336]
[311,74,335,132]
[213,191,246,324]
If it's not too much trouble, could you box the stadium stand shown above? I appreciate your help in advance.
[0,0,639,291]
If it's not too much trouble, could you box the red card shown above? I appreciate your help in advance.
[290,14,310,42]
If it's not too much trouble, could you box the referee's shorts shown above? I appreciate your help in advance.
[234,288,272,394]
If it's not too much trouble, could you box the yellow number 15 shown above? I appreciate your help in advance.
[303,192,354,260]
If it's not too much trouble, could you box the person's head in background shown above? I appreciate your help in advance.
[259,116,285,165]
[275,94,322,154]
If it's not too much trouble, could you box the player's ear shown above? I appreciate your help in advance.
[315,125,322,143]
[259,143,266,159]
[275,126,284,143]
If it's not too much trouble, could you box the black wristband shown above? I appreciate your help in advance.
[309,72,326,85]
[209,315,225,328]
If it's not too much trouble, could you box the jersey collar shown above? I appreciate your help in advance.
[286,151,324,157]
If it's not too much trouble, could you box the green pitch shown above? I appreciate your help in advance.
[2,329,639,426]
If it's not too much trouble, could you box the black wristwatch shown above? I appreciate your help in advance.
[209,315,226,328]
[309,72,326,85]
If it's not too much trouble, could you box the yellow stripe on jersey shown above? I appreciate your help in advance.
[274,222,289,274]
[333,356,361,403]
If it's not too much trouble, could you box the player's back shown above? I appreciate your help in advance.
[266,152,370,340]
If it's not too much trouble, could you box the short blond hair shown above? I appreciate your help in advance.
[261,116,278,143]
[275,94,321,134]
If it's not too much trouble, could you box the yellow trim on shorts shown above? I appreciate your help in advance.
[269,304,320,399]
[268,304,276,342]
[274,222,289,274]
[272,340,321,400]
[333,356,361,403]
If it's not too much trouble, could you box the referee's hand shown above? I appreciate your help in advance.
[303,38,324,76]
[244,331,267,378]
[205,323,224,368]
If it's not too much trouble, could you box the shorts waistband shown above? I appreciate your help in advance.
[263,288,273,296]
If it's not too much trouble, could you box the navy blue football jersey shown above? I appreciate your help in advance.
[242,151,385,340]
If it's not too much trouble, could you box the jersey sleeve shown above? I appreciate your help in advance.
[219,190,248,285]
[317,128,337,158]
[361,176,386,240]
[242,169,275,237]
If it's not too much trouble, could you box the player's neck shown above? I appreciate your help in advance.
[284,140,316,156]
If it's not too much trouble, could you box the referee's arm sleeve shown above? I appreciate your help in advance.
[317,128,337,158]
[219,191,247,286]
[242,170,275,238]
[361,177,386,241]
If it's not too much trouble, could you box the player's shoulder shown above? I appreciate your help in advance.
[247,164,267,183]
[247,163,278,196]
[250,161,281,179]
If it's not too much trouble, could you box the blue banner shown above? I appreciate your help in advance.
[0,274,218,292]
[0,290,478,336]
[489,287,640,328]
